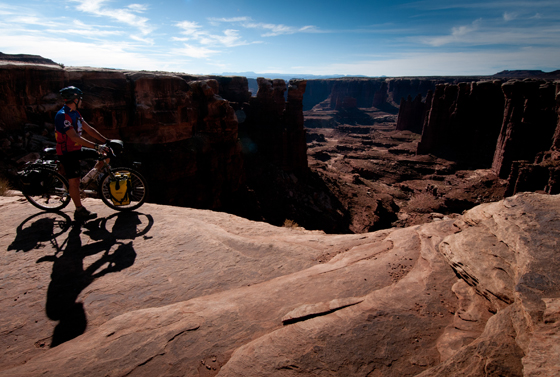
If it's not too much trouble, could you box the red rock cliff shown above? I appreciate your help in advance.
[405,78,560,194]
[416,80,505,168]
[491,80,558,178]
[0,62,309,213]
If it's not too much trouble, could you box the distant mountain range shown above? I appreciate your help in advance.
[492,70,560,78]
[220,70,560,80]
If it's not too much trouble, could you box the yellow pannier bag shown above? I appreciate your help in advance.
[109,172,131,206]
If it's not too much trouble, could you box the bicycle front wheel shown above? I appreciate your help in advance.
[23,170,71,211]
[99,167,148,211]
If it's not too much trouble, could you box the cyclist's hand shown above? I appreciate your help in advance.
[95,143,111,155]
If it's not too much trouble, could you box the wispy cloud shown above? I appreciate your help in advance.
[405,0,560,11]
[45,20,124,39]
[416,15,560,48]
[245,22,320,37]
[175,21,203,38]
[299,47,560,77]
[170,44,219,59]
[503,12,518,21]
[70,0,154,36]
[208,17,251,25]
[207,16,322,37]
[0,30,163,69]
[422,19,482,46]
[175,21,253,47]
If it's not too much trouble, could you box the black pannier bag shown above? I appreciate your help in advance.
[18,169,51,196]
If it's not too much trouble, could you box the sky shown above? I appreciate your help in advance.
[1,0,559,77]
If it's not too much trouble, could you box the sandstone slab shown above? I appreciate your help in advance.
[1,192,559,376]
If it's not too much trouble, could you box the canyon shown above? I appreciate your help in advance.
[1,54,560,234]
[1,54,560,376]
[303,73,560,232]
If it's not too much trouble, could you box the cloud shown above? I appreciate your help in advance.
[208,17,251,25]
[69,0,154,36]
[243,22,321,37]
[176,21,203,38]
[207,16,322,37]
[503,12,518,21]
[175,21,252,47]
[422,19,481,46]
[170,44,219,59]
[299,47,560,77]
[44,20,124,39]
[417,16,560,48]
[405,0,560,11]
[0,31,163,70]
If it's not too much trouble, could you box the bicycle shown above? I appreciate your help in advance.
[18,140,148,212]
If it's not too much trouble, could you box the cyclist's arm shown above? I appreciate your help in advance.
[65,128,102,150]
[82,120,108,144]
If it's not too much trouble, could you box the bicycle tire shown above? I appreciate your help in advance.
[23,169,71,211]
[99,167,148,211]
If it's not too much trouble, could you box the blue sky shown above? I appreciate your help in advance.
[1,0,559,76]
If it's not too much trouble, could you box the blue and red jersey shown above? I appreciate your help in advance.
[55,104,83,155]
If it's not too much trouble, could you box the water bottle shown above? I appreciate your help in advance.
[81,168,99,187]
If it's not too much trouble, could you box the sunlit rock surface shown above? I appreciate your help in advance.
[1,191,559,376]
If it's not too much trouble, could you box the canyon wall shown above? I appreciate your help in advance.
[302,77,480,112]
[0,62,313,219]
[398,78,560,195]
[417,80,505,167]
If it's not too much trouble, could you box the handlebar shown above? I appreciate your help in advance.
[96,139,124,160]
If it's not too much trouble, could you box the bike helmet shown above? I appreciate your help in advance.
[59,86,83,101]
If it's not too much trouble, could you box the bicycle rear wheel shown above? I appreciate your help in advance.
[99,167,148,211]
[23,169,71,211]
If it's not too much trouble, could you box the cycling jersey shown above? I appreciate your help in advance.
[55,104,84,155]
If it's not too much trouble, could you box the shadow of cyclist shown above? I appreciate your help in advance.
[20,211,154,347]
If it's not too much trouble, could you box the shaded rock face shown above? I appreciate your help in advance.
[492,80,558,178]
[386,78,443,110]
[400,78,560,196]
[231,78,350,233]
[241,78,308,173]
[553,81,560,152]
[303,77,483,113]
[1,62,336,229]
[1,192,559,376]
[417,80,505,168]
[396,93,427,133]
[0,64,246,209]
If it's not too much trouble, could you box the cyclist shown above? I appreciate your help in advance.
[55,86,109,221]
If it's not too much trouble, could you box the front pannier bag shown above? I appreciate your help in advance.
[109,172,131,206]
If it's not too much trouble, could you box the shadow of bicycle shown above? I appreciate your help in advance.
[8,210,154,347]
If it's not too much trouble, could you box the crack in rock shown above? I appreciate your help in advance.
[282,297,364,325]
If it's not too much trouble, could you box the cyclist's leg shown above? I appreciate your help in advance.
[59,151,83,209]
[68,177,82,208]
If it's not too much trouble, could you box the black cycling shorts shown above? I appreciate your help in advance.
[58,148,99,179]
